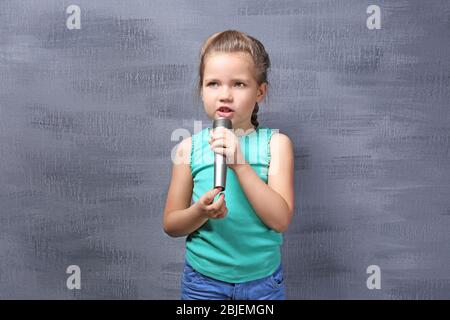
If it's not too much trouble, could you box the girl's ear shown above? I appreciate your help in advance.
[256,82,268,103]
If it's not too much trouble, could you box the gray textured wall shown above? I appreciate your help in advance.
[1,0,449,299]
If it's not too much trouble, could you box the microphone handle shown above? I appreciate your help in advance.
[214,153,227,191]
[212,117,232,191]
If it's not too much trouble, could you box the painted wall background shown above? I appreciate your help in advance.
[1,0,449,299]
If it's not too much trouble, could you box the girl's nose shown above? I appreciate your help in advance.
[219,86,233,101]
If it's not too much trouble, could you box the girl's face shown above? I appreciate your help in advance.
[201,52,267,131]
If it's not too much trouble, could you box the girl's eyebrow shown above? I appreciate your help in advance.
[204,78,251,82]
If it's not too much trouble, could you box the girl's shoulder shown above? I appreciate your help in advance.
[174,135,192,166]
[269,130,293,142]
[267,130,295,180]
[268,130,294,156]
[261,127,293,144]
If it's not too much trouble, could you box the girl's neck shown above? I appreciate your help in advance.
[233,125,256,137]
[232,121,255,132]
[209,125,256,136]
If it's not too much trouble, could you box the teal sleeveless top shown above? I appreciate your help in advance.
[186,126,283,283]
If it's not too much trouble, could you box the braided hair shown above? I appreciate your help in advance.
[251,102,259,128]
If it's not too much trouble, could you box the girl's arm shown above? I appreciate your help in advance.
[233,133,295,233]
[164,136,229,237]
[163,137,208,237]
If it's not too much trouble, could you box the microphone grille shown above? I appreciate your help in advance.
[213,117,232,129]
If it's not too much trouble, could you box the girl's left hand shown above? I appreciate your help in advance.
[208,127,247,171]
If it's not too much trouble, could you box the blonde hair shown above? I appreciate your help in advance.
[198,30,271,128]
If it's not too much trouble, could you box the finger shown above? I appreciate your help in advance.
[210,147,227,156]
[203,188,221,205]
[215,127,231,135]
[206,193,224,211]
[220,202,227,211]
[210,208,225,219]
[217,207,228,219]
[212,193,225,209]
[210,189,224,206]
[210,129,227,140]
[211,127,225,134]
[212,206,227,218]
[208,133,217,143]
[219,206,228,215]
[208,198,227,218]
[216,194,227,210]
[209,210,220,218]
[210,140,226,149]
[215,212,227,219]
[209,134,226,143]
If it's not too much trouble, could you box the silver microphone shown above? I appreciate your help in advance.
[213,117,232,191]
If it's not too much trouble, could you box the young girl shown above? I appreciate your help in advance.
[163,30,295,300]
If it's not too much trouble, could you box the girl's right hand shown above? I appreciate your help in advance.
[196,188,228,219]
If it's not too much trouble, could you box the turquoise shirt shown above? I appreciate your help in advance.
[186,126,283,283]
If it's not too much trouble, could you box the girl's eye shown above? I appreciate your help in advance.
[206,82,245,87]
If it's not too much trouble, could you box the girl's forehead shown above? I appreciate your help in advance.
[206,51,251,60]
[204,52,255,73]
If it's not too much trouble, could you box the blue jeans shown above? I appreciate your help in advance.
[181,260,286,300]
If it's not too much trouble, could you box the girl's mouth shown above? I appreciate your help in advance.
[216,107,234,118]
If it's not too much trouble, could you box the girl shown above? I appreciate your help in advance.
[163,30,295,300]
